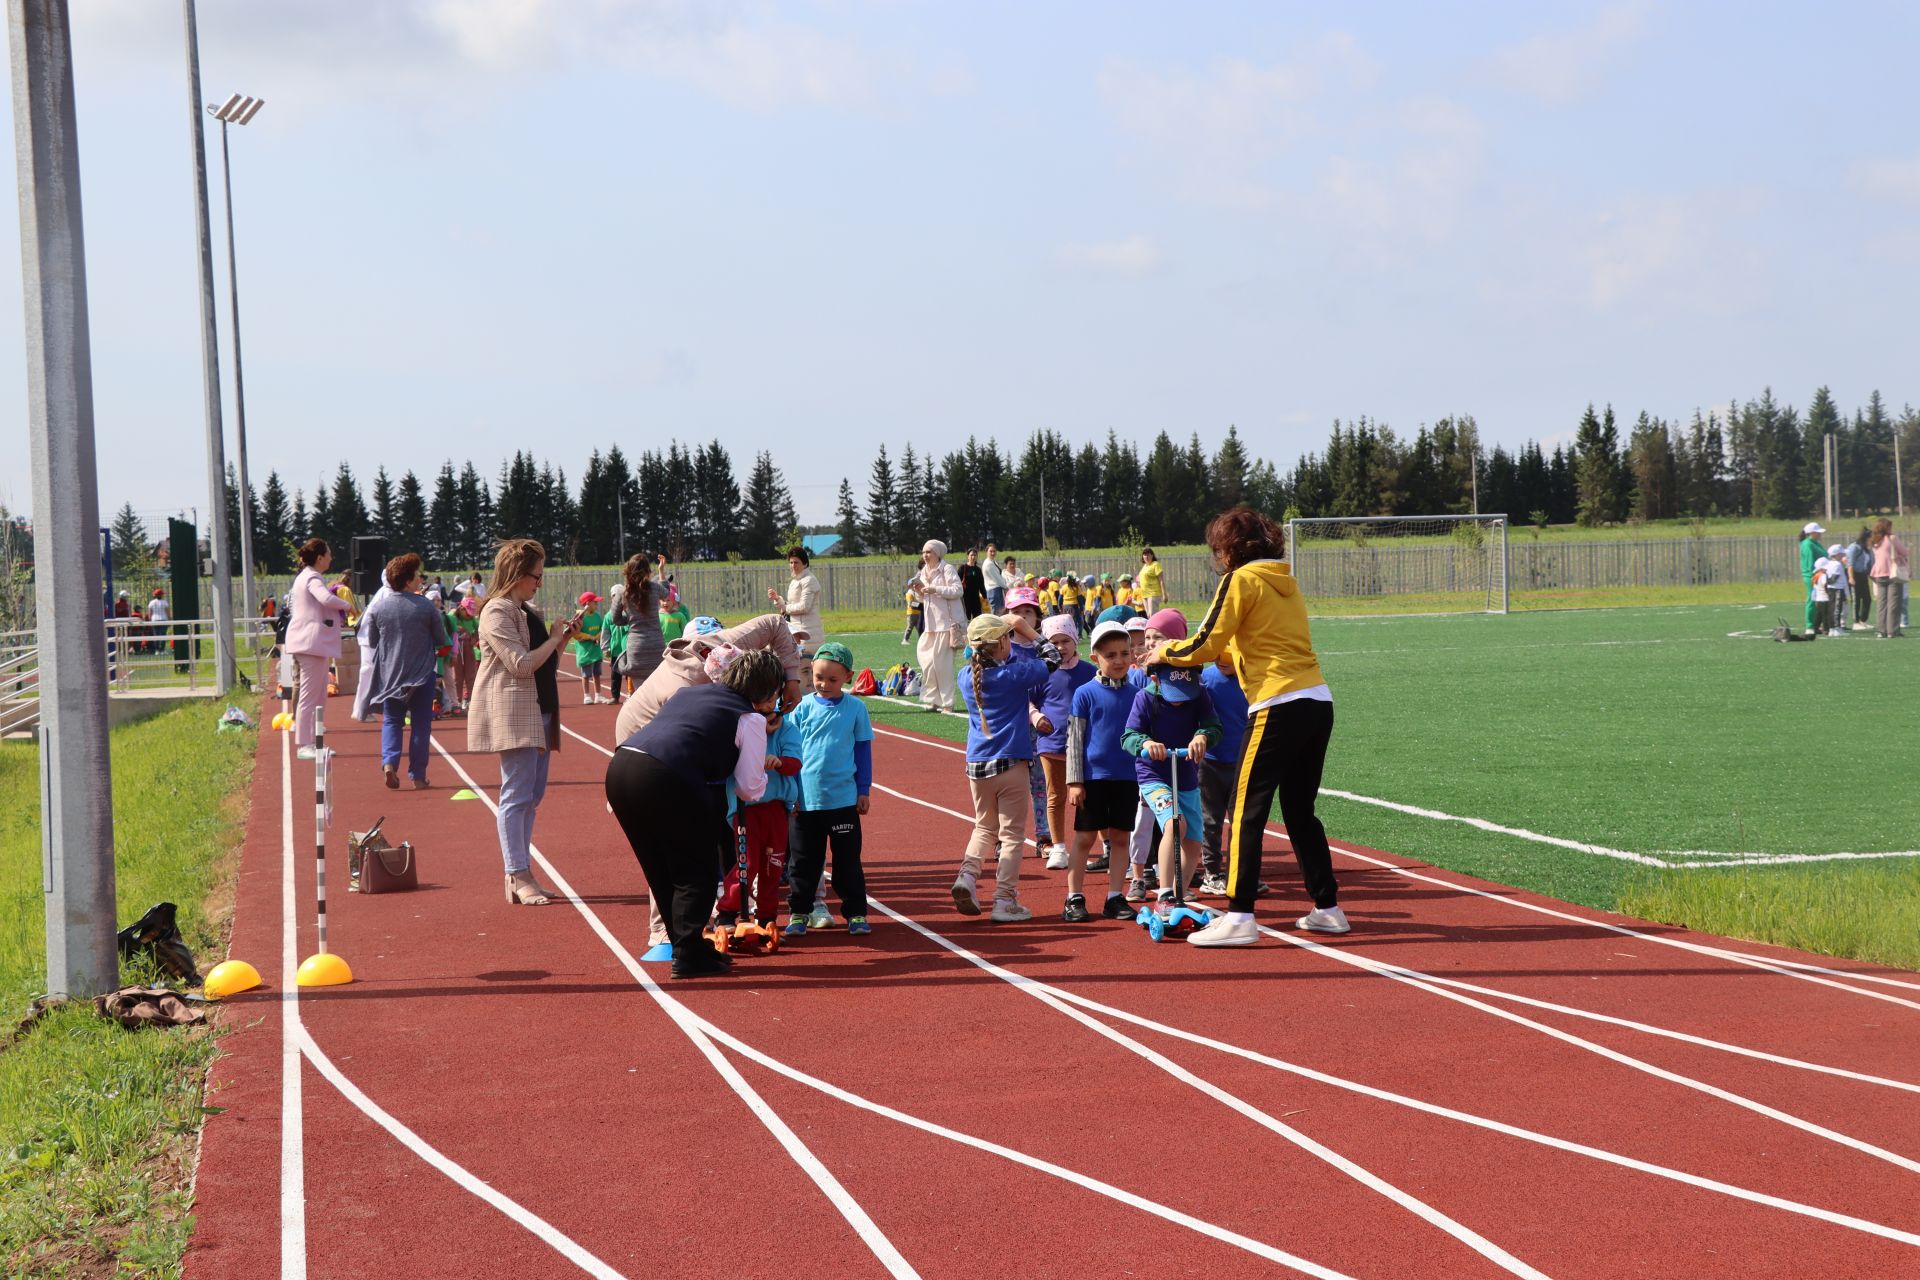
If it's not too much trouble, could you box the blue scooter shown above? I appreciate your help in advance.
[1136,747,1216,941]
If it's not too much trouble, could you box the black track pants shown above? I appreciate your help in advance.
[1226,699,1336,914]
[605,749,729,955]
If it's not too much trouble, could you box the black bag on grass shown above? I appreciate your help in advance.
[1771,619,1815,642]
[115,902,201,985]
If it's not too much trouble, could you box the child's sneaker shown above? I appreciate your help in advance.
[846,916,872,936]
[1197,873,1229,896]
[806,905,835,931]
[1296,905,1351,934]
[951,872,981,916]
[989,899,1032,923]
[1061,894,1090,923]
[781,917,809,938]
[1124,876,1148,902]
[1085,852,1110,872]
[1154,887,1176,918]
[1102,893,1132,919]
[1044,844,1071,870]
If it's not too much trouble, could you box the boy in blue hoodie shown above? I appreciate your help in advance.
[1124,661,1222,918]
[783,643,875,937]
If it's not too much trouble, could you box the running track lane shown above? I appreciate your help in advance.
[186,699,1920,1279]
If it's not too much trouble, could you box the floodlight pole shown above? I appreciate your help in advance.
[8,0,119,997]
[182,0,234,693]
[209,96,262,621]
[1895,432,1905,519]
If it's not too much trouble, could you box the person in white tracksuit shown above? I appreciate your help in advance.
[912,540,965,712]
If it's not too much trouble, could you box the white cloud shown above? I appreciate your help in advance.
[1057,235,1160,274]
[1483,1,1652,105]
[1850,155,1920,206]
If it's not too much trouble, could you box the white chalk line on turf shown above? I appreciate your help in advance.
[277,737,628,1277]
[854,874,1920,1250]
[428,740,921,1280]
[869,724,1920,1002]
[507,728,1364,1280]
[873,779,1920,1175]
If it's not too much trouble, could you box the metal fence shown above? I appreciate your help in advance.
[0,619,274,736]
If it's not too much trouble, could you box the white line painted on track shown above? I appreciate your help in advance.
[853,876,1920,1247]
[552,729,1360,1277]
[276,732,629,1276]
[278,732,307,1280]
[872,780,1920,1175]
[428,741,922,1280]
[869,723,1920,1003]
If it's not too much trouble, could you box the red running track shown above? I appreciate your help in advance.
[184,695,1920,1280]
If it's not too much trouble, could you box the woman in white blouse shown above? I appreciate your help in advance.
[768,545,823,650]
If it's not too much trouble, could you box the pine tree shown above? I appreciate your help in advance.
[1803,386,1842,515]
[457,462,489,567]
[370,466,396,539]
[311,486,334,551]
[834,478,862,555]
[1572,403,1624,525]
[290,490,310,546]
[224,465,244,571]
[258,471,292,573]
[742,451,797,558]
[110,502,153,576]
[1626,412,1677,520]
[1212,425,1249,511]
[605,444,641,562]
[1851,391,1895,514]
[328,463,368,546]
[896,444,926,545]
[428,463,460,567]
[690,442,741,560]
[394,471,428,559]
[864,444,898,554]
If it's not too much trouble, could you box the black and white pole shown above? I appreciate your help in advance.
[295,706,352,986]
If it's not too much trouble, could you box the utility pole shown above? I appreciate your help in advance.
[208,92,263,620]
[616,488,625,564]
[182,0,234,693]
[9,0,119,996]
[1896,432,1906,519]
[1823,432,1834,522]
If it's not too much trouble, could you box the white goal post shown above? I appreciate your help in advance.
[1286,514,1510,615]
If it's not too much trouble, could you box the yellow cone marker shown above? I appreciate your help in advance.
[204,959,262,999]
[296,953,353,987]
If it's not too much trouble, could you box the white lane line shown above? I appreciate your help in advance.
[854,883,1920,1248]
[869,724,1920,1002]
[278,731,307,1280]
[427,741,921,1280]
[551,729,1359,1277]
[276,731,628,1276]
[871,780,1920,1175]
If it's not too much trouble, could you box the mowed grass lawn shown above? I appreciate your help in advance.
[0,704,254,1277]
[833,601,1920,970]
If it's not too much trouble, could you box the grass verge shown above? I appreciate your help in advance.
[0,704,255,1278]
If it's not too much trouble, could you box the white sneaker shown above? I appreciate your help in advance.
[1851,622,1870,631]
[1043,844,1070,870]
[989,899,1032,923]
[296,746,317,760]
[951,873,980,916]
[806,905,835,930]
[1297,905,1351,934]
[1186,914,1258,947]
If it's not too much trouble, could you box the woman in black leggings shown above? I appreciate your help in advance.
[1147,506,1345,947]
[604,648,785,978]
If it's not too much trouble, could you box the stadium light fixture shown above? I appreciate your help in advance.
[204,92,265,619]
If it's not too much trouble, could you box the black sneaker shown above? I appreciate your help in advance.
[671,949,730,979]
[1085,853,1110,872]
[1062,894,1090,923]
[1102,893,1131,919]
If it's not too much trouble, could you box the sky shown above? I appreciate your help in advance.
[3,0,1918,529]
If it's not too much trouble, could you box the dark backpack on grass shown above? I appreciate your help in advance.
[1771,619,1815,642]
[115,902,201,985]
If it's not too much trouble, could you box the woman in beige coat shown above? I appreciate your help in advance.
[467,539,579,905]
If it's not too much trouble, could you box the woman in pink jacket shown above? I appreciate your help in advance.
[1870,518,1910,639]
[286,538,352,759]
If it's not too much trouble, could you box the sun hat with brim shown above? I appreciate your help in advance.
[1148,664,1201,703]
[1803,522,1826,535]
[813,641,855,672]
[1040,614,1078,643]
[1005,586,1041,611]
[1090,620,1132,650]
[967,613,1013,647]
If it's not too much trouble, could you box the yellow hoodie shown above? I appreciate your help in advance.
[1157,560,1325,703]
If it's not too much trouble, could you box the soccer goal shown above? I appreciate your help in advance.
[1287,514,1510,615]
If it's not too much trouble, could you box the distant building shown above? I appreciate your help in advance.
[801,533,846,558]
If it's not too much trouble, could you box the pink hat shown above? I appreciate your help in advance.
[1040,614,1077,643]
[1005,586,1041,612]
[1146,608,1188,640]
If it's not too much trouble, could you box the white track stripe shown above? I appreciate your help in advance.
[870,724,1920,1003]
[553,728,1361,1276]
[427,741,922,1280]
[278,732,307,1280]
[854,886,1920,1247]
[277,734,627,1276]
[872,781,1920,1184]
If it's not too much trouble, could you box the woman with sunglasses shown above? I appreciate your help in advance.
[467,538,579,905]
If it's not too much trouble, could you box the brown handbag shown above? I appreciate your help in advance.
[349,818,419,894]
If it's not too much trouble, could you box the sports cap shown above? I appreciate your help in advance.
[1148,664,1201,703]
[577,591,601,606]
[967,613,1013,647]
[1124,615,1149,633]
[813,641,855,671]
[1803,522,1825,534]
[1089,620,1131,650]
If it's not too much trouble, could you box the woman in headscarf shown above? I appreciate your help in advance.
[910,539,965,712]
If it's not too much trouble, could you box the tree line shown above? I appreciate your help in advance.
[102,385,1920,577]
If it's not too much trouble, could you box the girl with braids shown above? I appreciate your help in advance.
[606,646,786,979]
[952,610,1060,922]
[610,551,668,696]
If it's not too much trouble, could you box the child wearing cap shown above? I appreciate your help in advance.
[1116,575,1135,609]
[784,642,875,937]
[1004,587,1054,850]
[573,592,608,704]
[1066,620,1148,922]
[1823,544,1849,636]
[953,610,1061,922]
[1033,613,1095,870]
[660,595,693,644]
[902,585,924,646]
[1125,639,1222,919]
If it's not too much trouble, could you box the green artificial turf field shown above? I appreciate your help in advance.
[830,603,1920,968]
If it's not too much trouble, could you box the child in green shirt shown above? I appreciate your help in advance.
[573,591,608,704]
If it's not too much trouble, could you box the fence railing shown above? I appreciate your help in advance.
[0,619,273,735]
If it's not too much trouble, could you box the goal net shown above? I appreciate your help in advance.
[1287,514,1509,615]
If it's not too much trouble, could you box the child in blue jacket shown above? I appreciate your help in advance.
[953,611,1059,922]
[1065,621,1147,922]
[783,643,874,937]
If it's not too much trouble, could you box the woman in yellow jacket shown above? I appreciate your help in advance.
[1147,507,1344,946]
